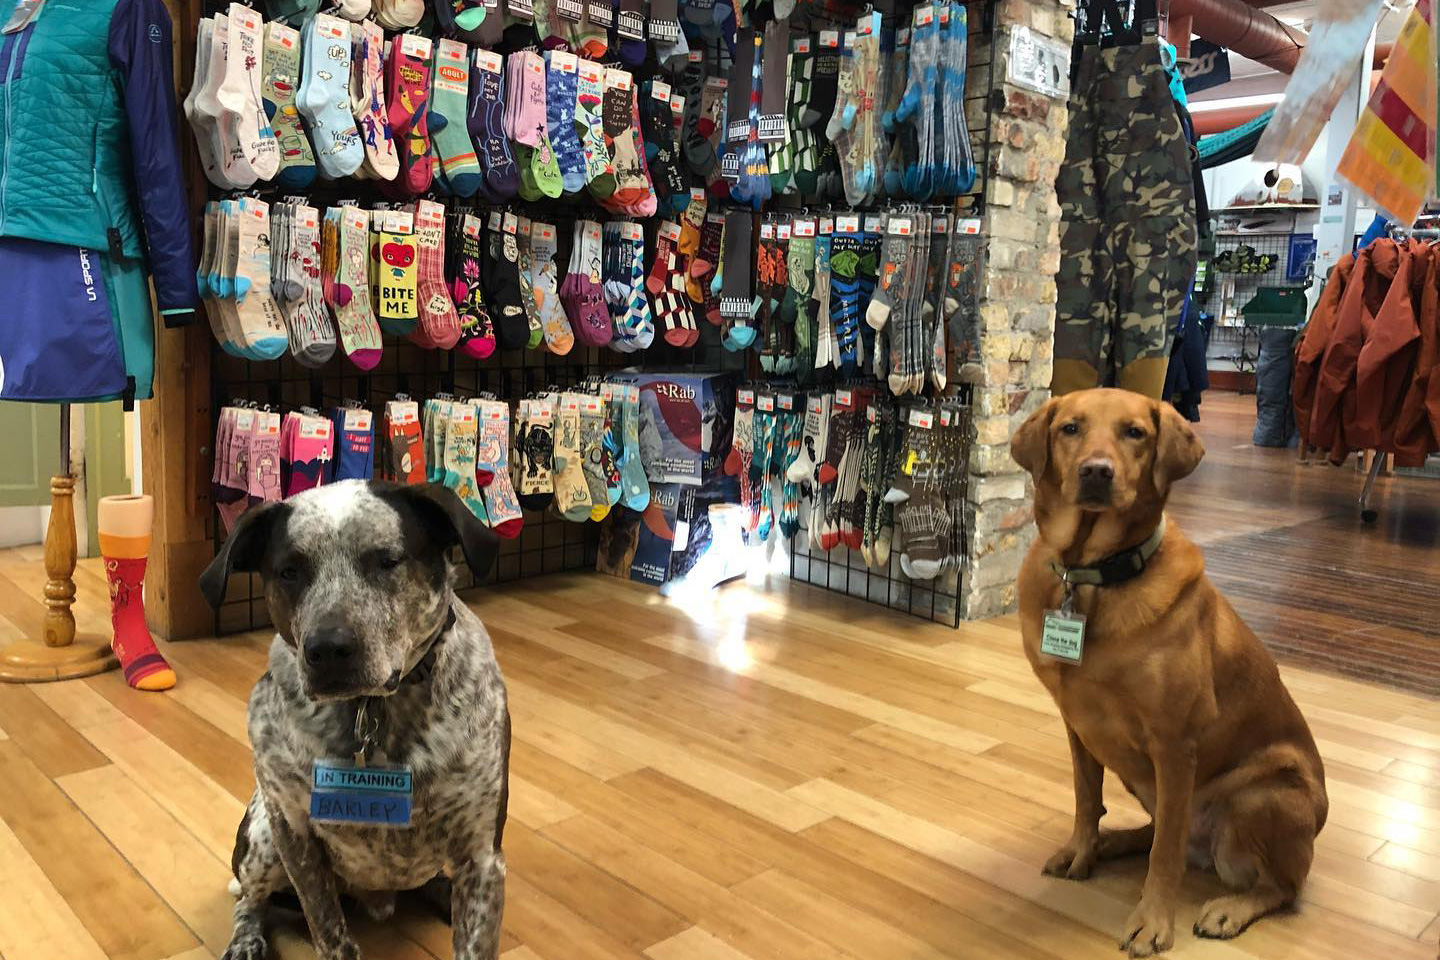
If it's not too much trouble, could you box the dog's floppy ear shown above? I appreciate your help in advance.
[1011,398,1058,477]
[1152,401,1205,493]
[199,500,289,608]
[383,481,500,582]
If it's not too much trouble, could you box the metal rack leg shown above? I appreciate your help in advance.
[1358,451,1385,523]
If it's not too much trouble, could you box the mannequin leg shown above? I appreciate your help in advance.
[98,495,176,691]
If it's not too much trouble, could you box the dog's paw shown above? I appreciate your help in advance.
[321,942,362,960]
[1042,839,1098,880]
[1193,894,1258,940]
[1120,898,1175,958]
[356,890,396,922]
[221,934,268,960]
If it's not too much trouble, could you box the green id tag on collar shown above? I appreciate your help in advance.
[1041,610,1086,663]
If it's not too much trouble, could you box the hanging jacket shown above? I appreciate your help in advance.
[1352,240,1423,451]
[1294,253,1355,449]
[1310,241,1404,462]
[0,0,197,318]
[1294,254,1355,446]
[1392,244,1440,466]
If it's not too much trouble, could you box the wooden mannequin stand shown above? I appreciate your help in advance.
[0,404,119,682]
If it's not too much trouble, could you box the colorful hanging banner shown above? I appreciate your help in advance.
[1254,0,1387,166]
[1336,0,1436,225]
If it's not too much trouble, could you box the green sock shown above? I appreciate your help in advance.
[429,38,483,196]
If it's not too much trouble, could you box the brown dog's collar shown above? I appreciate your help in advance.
[1049,518,1166,587]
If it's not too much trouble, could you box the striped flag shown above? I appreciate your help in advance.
[1335,0,1435,224]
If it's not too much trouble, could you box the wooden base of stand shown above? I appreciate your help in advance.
[0,639,118,682]
[0,472,120,684]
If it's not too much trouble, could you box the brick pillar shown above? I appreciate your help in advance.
[961,2,1075,618]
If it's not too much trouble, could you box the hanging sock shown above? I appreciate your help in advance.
[474,400,525,538]
[350,21,399,181]
[529,220,576,354]
[553,393,595,521]
[470,49,520,200]
[262,22,316,190]
[484,211,529,349]
[412,200,462,349]
[546,51,589,193]
[385,33,436,195]
[514,396,556,512]
[450,212,497,359]
[220,5,281,182]
[427,39,483,197]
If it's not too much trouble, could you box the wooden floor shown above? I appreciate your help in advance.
[0,393,1436,960]
[1166,392,1440,695]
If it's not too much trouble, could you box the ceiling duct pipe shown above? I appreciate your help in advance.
[1168,0,1308,74]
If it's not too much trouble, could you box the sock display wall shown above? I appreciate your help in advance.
[187,0,996,633]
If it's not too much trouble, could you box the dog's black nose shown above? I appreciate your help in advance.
[304,628,358,668]
[1078,458,1115,482]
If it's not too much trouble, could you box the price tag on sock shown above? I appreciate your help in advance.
[793,36,811,53]
[589,0,614,26]
[863,214,882,233]
[909,409,935,429]
[578,59,602,83]
[582,395,604,414]
[793,219,816,237]
[600,383,615,401]
[759,222,775,240]
[940,408,952,427]
[474,49,503,73]
[343,207,368,231]
[819,29,839,48]
[867,406,877,423]
[777,393,794,411]
[933,215,951,234]
[777,222,792,240]
[621,221,643,242]
[344,409,373,432]
[737,388,755,406]
[659,221,682,242]
[463,214,483,240]
[301,417,332,440]
[888,217,913,237]
[650,80,672,102]
[914,4,934,27]
[416,200,445,228]
[897,27,910,46]
[234,409,256,431]
[835,214,860,234]
[819,216,834,234]
[834,389,853,409]
[757,395,775,412]
[670,94,685,115]
[604,68,633,91]
[807,396,823,415]
[959,218,982,235]
[399,33,432,60]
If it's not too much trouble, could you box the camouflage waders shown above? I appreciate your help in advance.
[1052,41,1197,399]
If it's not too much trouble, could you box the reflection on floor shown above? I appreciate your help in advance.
[0,390,1434,960]
[1166,391,1440,695]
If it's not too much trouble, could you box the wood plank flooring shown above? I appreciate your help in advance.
[0,392,1434,959]
[1167,392,1440,695]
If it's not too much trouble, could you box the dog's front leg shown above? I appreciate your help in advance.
[1044,723,1105,880]
[269,809,361,960]
[451,851,507,960]
[1121,740,1197,958]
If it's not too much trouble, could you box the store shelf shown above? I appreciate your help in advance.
[1210,203,1320,213]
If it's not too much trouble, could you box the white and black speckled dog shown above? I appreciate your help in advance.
[199,480,510,960]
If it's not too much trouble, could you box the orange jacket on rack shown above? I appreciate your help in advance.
[1352,240,1423,451]
[1294,253,1356,447]
[1310,242,1405,459]
[1392,243,1440,466]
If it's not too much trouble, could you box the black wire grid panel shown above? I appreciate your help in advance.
[201,0,997,634]
[210,326,742,635]
[787,389,973,629]
[1203,222,1311,383]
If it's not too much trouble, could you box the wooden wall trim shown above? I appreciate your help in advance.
[143,0,214,640]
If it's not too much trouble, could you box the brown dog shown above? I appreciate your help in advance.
[1011,389,1327,957]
